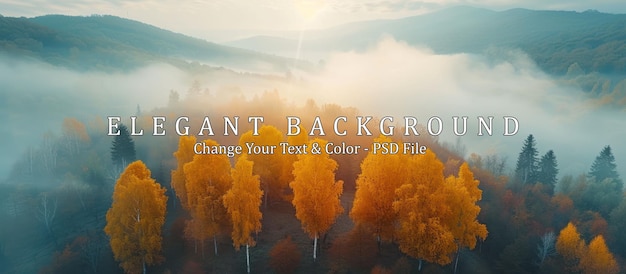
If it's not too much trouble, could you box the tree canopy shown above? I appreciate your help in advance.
[104,160,167,274]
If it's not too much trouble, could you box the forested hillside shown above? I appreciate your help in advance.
[228,6,626,75]
[0,14,301,73]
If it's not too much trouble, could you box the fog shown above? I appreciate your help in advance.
[0,61,187,178]
[0,58,304,180]
[304,38,626,177]
[2,39,625,181]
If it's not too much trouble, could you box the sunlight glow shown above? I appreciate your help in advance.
[295,0,327,21]
[293,1,327,64]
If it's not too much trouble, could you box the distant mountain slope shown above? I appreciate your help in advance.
[226,6,626,75]
[0,14,301,72]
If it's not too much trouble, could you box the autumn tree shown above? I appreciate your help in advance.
[281,126,308,200]
[556,222,585,271]
[328,224,377,271]
[351,135,405,243]
[184,139,232,256]
[579,235,619,274]
[290,138,344,261]
[111,124,136,169]
[514,134,539,185]
[171,135,197,210]
[370,265,392,274]
[444,163,488,273]
[223,156,263,273]
[40,243,83,273]
[239,125,287,206]
[104,161,167,274]
[390,152,487,272]
[270,236,301,274]
[393,150,456,271]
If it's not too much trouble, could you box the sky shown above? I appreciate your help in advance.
[2,0,626,41]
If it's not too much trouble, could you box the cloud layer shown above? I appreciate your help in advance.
[307,38,626,176]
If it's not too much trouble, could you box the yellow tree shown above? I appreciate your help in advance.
[350,135,405,243]
[393,150,457,271]
[579,235,619,274]
[290,138,344,261]
[280,126,308,201]
[444,163,488,273]
[239,125,286,206]
[171,135,197,210]
[104,161,167,274]
[223,155,263,273]
[184,139,232,256]
[556,222,586,270]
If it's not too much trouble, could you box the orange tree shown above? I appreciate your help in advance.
[104,160,167,274]
[393,151,487,271]
[171,135,196,210]
[184,139,232,256]
[351,135,405,243]
[238,125,287,206]
[223,155,263,273]
[290,138,343,261]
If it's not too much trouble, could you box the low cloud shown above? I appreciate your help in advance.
[0,60,188,178]
[1,38,625,182]
[307,38,626,177]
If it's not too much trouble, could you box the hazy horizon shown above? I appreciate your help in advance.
[3,1,626,42]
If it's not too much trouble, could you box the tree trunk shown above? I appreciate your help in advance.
[418,259,423,271]
[142,260,146,274]
[264,180,268,208]
[246,244,251,274]
[313,234,318,262]
[213,235,218,256]
[454,245,461,274]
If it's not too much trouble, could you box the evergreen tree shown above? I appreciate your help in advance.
[514,134,539,184]
[582,145,623,216]
[111,124,136,168]
[537,150,558,194]
[589,145,621,185]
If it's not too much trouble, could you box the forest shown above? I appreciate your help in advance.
[0,89,624,274]
[2,5,626,274]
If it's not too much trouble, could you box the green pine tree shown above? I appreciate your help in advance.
[581,145,623,217]
[111,124,136,168]
[514,134,539,185]
[589,145,621,185]
[537,150,558,194]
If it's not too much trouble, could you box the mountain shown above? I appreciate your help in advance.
[226,6,626,75]
[0,14,303,73]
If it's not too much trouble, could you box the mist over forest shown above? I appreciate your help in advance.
[1,5,626,274]
[2,37,624,180]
